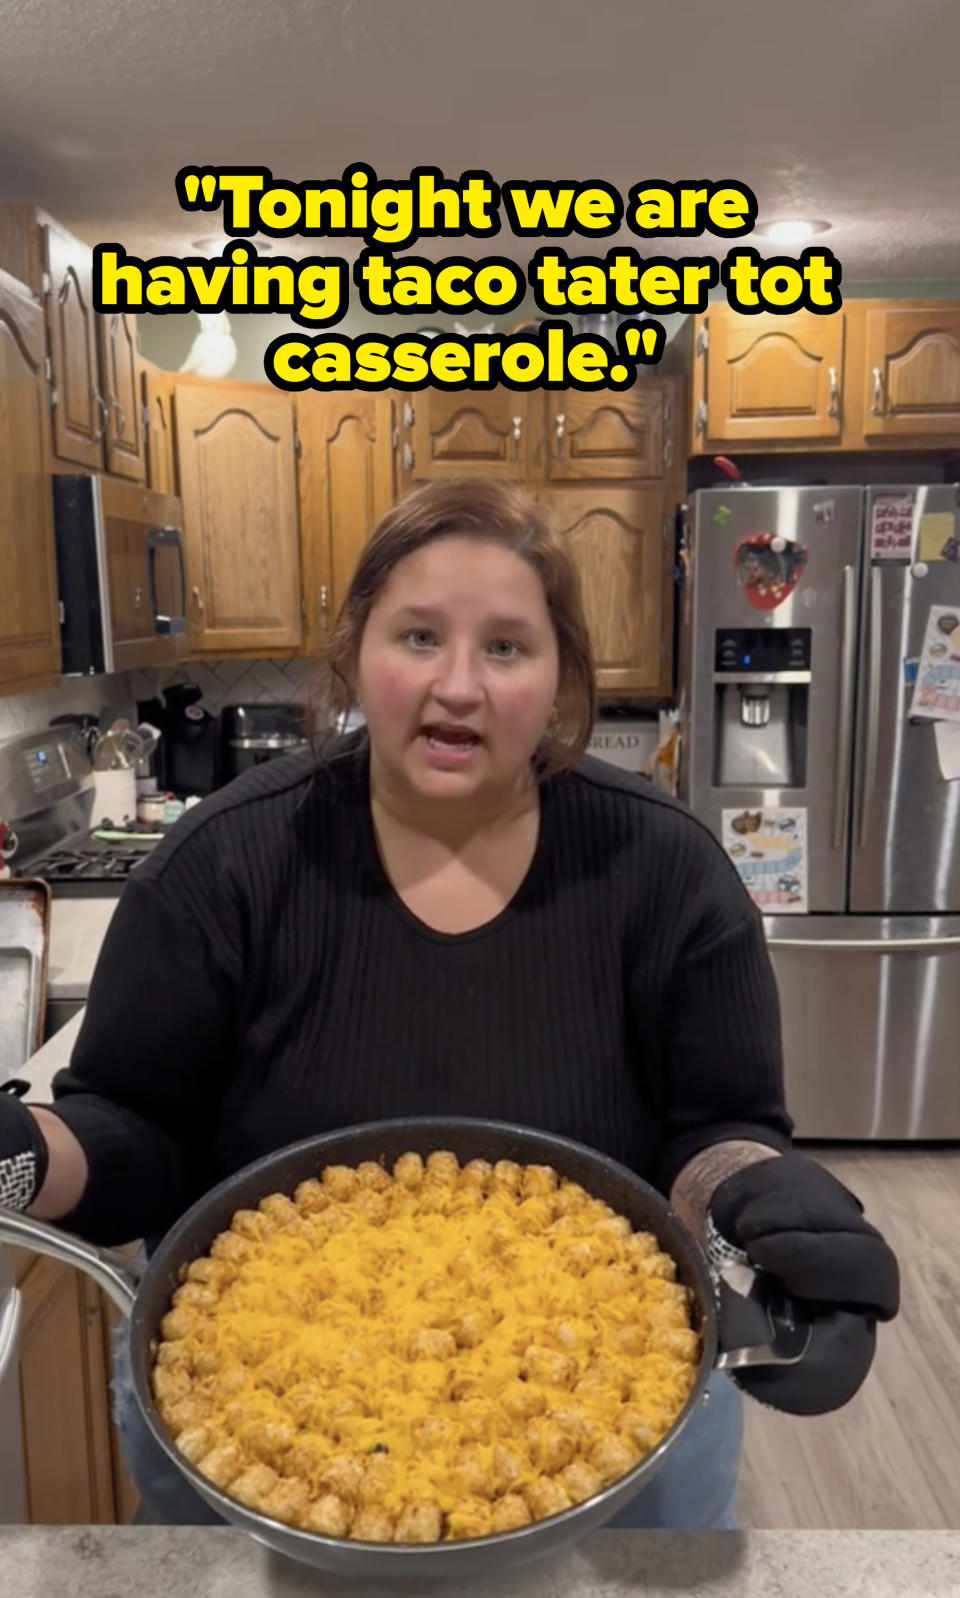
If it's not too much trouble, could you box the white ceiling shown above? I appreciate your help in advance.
[1,0,958,281]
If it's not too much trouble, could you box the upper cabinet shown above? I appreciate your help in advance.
[863,306,960,439]
[42,221,103,471]
[175,380,303,654]
[141,360,178,496]
[295,392,395,650]
[693,309,844,446]
[0,269,61,688]
[541,385,673,481]
[410,390,530,480]
[96,312,145,481]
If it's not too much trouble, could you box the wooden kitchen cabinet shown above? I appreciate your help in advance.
[0,268,62,690]
[97,312,146,482]
[42,220,103,471]
[176,379,303,653]
[692,307,845,446]
[863,305,960,439]
[536,485,673,697]
[17,1256,117,1523]
[409,388,530,480]
[141,360,178,496]
[295,390,395,650]
[540,384,675,482]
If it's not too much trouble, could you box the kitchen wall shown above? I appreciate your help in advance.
[0,673,138,743]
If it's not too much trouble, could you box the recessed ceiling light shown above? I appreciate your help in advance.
[755,219,831,246]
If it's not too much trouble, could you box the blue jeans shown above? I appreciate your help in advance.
[114,1326,742,1531]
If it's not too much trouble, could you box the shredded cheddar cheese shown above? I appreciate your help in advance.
[152,1151,699,1542]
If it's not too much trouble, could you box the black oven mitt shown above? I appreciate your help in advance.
[0,1084,50,1212]
[708,1153,900,1415]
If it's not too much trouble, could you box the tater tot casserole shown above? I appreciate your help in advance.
[152,1150,700,1542]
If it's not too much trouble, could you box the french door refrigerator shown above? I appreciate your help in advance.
[679,484,960,1138]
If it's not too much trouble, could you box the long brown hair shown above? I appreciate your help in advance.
[320,479,596,778]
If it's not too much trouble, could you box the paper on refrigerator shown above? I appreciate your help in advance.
[909,605,960,722]
[934,722,960,781]
[721,807,808,914]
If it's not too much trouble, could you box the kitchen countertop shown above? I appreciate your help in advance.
[1,1529,958,1596]
[47,896,116,1001]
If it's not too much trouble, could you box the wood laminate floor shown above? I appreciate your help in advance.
[737,1145,960,1529]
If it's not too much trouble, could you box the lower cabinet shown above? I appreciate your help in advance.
[15,1251,137,1524]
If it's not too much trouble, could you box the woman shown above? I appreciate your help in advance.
[1,480,898,1529]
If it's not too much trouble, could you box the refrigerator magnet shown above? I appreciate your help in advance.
[912,562,929,580]
[909,605,960,722]
[733,532,808,611]
[902,657,919,687]
[870,492,915,563]
[813,499,836,526]
[713,505,733,526]
[917,512,956,563]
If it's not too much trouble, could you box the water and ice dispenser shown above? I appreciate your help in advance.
[712,628,810,788]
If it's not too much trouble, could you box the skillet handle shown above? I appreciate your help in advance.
[713,1259,812,1371]
[0,1207,143,1316]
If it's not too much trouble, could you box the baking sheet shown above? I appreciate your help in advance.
[0,880,50,1079]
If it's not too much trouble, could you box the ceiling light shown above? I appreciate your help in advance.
[756,219,831,246]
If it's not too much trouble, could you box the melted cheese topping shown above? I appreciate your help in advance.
[152,1153,699,1541]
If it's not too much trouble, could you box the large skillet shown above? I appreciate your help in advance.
[0,1117,808,1580]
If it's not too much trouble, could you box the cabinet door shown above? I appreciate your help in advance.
[97,312,146,481]
[42,223,104,471]
[863,307,960,438]
[699,309,844,444]
[0,270,62,688]
[543,385,672,481]
[296,392,394,648]
[141,363,178,495]
[411,390,528,479]
[537,486,672,697]
[19,1257,116,1524]
[176,381,303,652]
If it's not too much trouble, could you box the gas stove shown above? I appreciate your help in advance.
[1,727,165,899]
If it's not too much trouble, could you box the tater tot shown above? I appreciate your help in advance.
[521,1344,577,1388]
[393,1152,424,1188]
[551,1403,602,1448]
[152,1366,192,1406]
[306,1493,353,1538]
[352,1190,390,1225]
[553,1181,589,1215]
[648,1327,699,1364]
[197,1442,244,1489]
[319,1453,365,1501]
[231,1209,268,1239]
[174,1425,212,1465]
[425,1150,459,1183]
[159,1306,197,1341]
[450,1447,495,1500]
[491,1494,532,1532]
[210,1231,251,1263]
[636,1251,677,1281]
[155,1340,193,1370]
[619,1405,666,1453]
[358,1453,396,1505]
[264,1478,311,1523]
[350,1506,395,1542]
[356,1160,392,1191]
[625,1229,659,1259]
[526,1418,575,1474]
[459,1159,493,1190]
[452,1308,493,1348]
[230,1462,279,1509]
[491,1443,525,1494]
[394,1502,443,1543]
[491,1159,522,1193]
[446,1499,494,1540]
[259,1194,300,1227]
[500,1380,547,1420]
[186,1257,235,1288]
[172,1282,217,1312]
[321,1164,358,1199]
[559,1461,603,1504]
[591,1434,639,1486]
[524,1479,573,1519]
[520,1163,558,1197]
[408,1327,457,1361]
[516,1197,553,1232]
[293,1178,330,1213]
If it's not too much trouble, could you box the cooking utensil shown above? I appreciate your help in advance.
[0,880,50,1078]
[93,725,146,772]
[0,1117,810,1579]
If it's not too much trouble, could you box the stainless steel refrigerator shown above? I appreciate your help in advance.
[679,484,960,1138]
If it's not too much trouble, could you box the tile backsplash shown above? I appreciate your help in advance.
[0,659,320,746]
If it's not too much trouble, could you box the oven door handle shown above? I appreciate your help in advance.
[767,935,960,953]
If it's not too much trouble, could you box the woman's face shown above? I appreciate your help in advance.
[356,535,560,804]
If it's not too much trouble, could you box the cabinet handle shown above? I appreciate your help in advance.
[109,393,126,440]
[402,442,415,472]
[402,400,415,429]
[511,415,523,461]
[91,388,107,442]
[827,366,839,418]
[870,367,885,417]
[320,585,329,622]
[192,585,205,615]
[554,412,565,460]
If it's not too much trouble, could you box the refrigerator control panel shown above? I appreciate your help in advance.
[714,628,811,673]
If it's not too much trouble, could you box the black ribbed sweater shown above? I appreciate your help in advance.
[51,735,792,1244]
